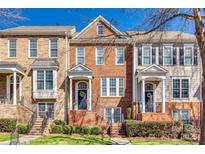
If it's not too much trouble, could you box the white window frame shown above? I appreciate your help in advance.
[28,38,38,58]
[184,44,194,65]
[96,47,105,65]
[97,24,104,35]
[104,107,122,123]
[8,38,17,58]
[172,77,190,99]
[115,47,125,65]
[76,47,85,65]
[142,44,152,65]
[100,77,125,97]
[37,102,55,119]
[172,109,191,123]
[163,44,173,65]
[49,38,58,58]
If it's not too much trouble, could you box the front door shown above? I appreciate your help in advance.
[105,108,121,123]
[145,83,154,112]
[78,90,87,109]
[38,103,55,119]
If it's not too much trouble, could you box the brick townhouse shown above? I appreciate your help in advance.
[0,15,201,135]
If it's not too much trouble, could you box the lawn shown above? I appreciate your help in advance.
[0,133,24,142]
[130,138,198,145]
[29,134,112,145]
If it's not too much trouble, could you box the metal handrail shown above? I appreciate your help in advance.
[28,108,38,131]
[41,111,50,135]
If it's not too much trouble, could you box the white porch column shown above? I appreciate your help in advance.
[88,78,92,111]
[69,78,73,110]
[13,71,17,105]
[162,79,166,113]
[141,79,145,113]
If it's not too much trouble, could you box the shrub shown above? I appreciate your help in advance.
[72,125,82,134]
[90,127,102,135]
[53,119,66,126]
[63,125,72,134]
[125,120,183,138]
[0,118,17,132]
[17,124,29,134]
[126,106,132,120]
[183,124,193,138]
[51,125,63,134]
[81,127,91,135]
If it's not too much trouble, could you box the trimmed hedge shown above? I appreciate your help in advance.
[125,120,183,138]
[63,125,72,134]
[126,107,132,120]
[51,125,63,134]
[183,124,193,138]
[72,125,82,134]
[81,127,91,135]
[0,118,17,132]
[17,124,29,134]
[53,119,66,126]
[90,127,102,135]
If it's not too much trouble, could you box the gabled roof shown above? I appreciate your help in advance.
[31,58,58,69]
[142,64,167,73]
[0,26,76,36]
[73,15,123,39]
[68,64,92,76]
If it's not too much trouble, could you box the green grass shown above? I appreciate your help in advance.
[0,133,24,142]
[130,138,198,145]
[29,134,112,145]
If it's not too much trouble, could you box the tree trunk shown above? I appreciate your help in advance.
[193,8,205,144]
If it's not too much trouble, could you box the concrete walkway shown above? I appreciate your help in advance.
[111,137,131,145]
[0,135,41,145]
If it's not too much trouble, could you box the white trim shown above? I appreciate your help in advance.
[184,44,194,65]
[142,44,152,65]
[49,38,58,58]
[37,102,55,118]
[163,44,173,65]
[8,38,17,58]
[104,107,122,123]
[73,15,123,39]
[115,47,125,65]
[97,24,104,36]
[142,64,168,73]
[95,47,105,65]
[172,109,191,122]
[76,47,85,65]
[28,38,38,58]
[69,63,92,72]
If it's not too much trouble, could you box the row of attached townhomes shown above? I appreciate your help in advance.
[0,15,201,135]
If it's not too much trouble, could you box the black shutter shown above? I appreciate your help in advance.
[194,46,198,65]
[173,47,177,65]
[179,47,184,65]
[159,46,163,65]
[138,47,142,65]
[152,47,156,64]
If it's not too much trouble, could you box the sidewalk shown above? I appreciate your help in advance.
[0,135,41,145]
[111,137,131,145]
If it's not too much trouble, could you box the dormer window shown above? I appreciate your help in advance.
[97,25,104,35]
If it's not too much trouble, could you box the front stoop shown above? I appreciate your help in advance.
[28,118,50,135]
[137,112,172,121]
[110,123,126,137]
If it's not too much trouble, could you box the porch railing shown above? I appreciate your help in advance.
[28,108,37,131]
[41,111,51,135]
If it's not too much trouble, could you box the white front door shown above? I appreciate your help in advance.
[38,103,55,119]
[105,107,121,123]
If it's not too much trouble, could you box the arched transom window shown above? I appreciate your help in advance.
[78,82,87,90]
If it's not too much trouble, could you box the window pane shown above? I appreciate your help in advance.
[98,25,104,35]
[181,110,190,123]
[181,79,189,98]
[30,39,37,57]
[143,47,151,64]
[173,79,180,98]
[50,39,58,57]
[105,108,112,122]
[184,47,193,65]
[173,110,179,120]
[37,70,44,90]
[46,70,53,90]
[110,78,116,96]
[102,78,107,96]
[9,39,16,57]
[77,48,85,64]
[119,78,124,96]
[113,108,121,123]
[164,46,172,65]
[116,48,124,64]
[96,47,104,64]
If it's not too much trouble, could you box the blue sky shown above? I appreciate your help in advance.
[2,8,195,34]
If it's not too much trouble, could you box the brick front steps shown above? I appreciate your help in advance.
[110,123,126,137]
[137,112,172,121]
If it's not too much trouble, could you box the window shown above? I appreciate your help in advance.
[163,45,173,65]
[97,25,104,35]
[37,70,54,90]
[105,108,121,123]
[116,48,124,64]
[142,46,152,64]
[101,77,124,97]
[172,109,191,124]
[96,47,105,64]
[173,78,189,99]
[9,39,17,57]
[29,39,37,57]
[184,45,193,65]
[76,47,85,64]
[50,38,58,57]
[38,103,55,119]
